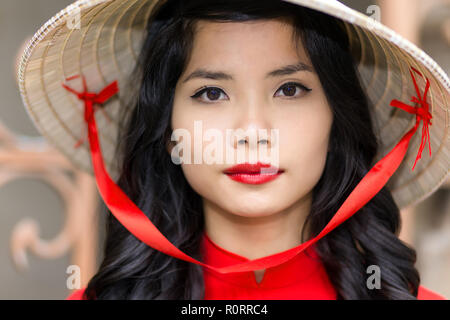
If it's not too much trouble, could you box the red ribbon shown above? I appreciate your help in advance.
[62,68,432,274]
[62,75,118,148]
[390,66,432,170]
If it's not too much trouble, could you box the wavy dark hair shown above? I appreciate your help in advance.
[84,0,420,299]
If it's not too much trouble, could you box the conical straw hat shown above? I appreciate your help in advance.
[17,0,450,209]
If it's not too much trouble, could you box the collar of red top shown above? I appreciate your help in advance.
[200,231,324,289]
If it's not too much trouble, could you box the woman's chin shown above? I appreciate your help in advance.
[219,196,287,219]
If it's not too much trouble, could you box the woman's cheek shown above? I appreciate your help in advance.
[280,117,330,189]
[181,161,213,196]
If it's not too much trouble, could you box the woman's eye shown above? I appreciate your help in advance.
[191,87,228,103]
[274,82,311,98]
[191,82,311,103]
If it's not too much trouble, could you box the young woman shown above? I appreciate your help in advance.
[18,0,448,300]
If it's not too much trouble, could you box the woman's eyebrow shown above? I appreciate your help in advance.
[266,61,314,78]
[182,61,313,83]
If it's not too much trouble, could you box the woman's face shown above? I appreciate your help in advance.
[169,19,333,218]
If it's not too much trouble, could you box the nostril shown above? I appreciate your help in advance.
[238,139,246,145]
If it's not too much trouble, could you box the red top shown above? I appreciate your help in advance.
[67,231,446,300]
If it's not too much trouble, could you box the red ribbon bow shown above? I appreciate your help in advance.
[60,67,433,275]
[390,66,432,170]
[62,75,118,148]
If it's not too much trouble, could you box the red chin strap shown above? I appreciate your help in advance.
[61,66,432,274]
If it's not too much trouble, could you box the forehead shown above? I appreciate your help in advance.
[187,19,309,68]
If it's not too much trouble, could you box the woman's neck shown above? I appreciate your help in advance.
[202,192,313,261]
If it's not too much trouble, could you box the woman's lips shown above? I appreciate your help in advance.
[223,162,284,185]
[224,172,283,184]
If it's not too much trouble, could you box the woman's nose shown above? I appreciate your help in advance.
[230,98,275,150]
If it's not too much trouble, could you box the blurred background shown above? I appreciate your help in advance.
[0,0,449,299]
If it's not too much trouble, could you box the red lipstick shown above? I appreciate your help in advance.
[223,162,284,185]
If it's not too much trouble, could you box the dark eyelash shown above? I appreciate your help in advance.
[191,86,217,99]
[281,82,312,93]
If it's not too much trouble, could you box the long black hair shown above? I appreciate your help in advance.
[84,0,420,299]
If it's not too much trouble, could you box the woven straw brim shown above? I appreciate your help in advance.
[18,0,449,209]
